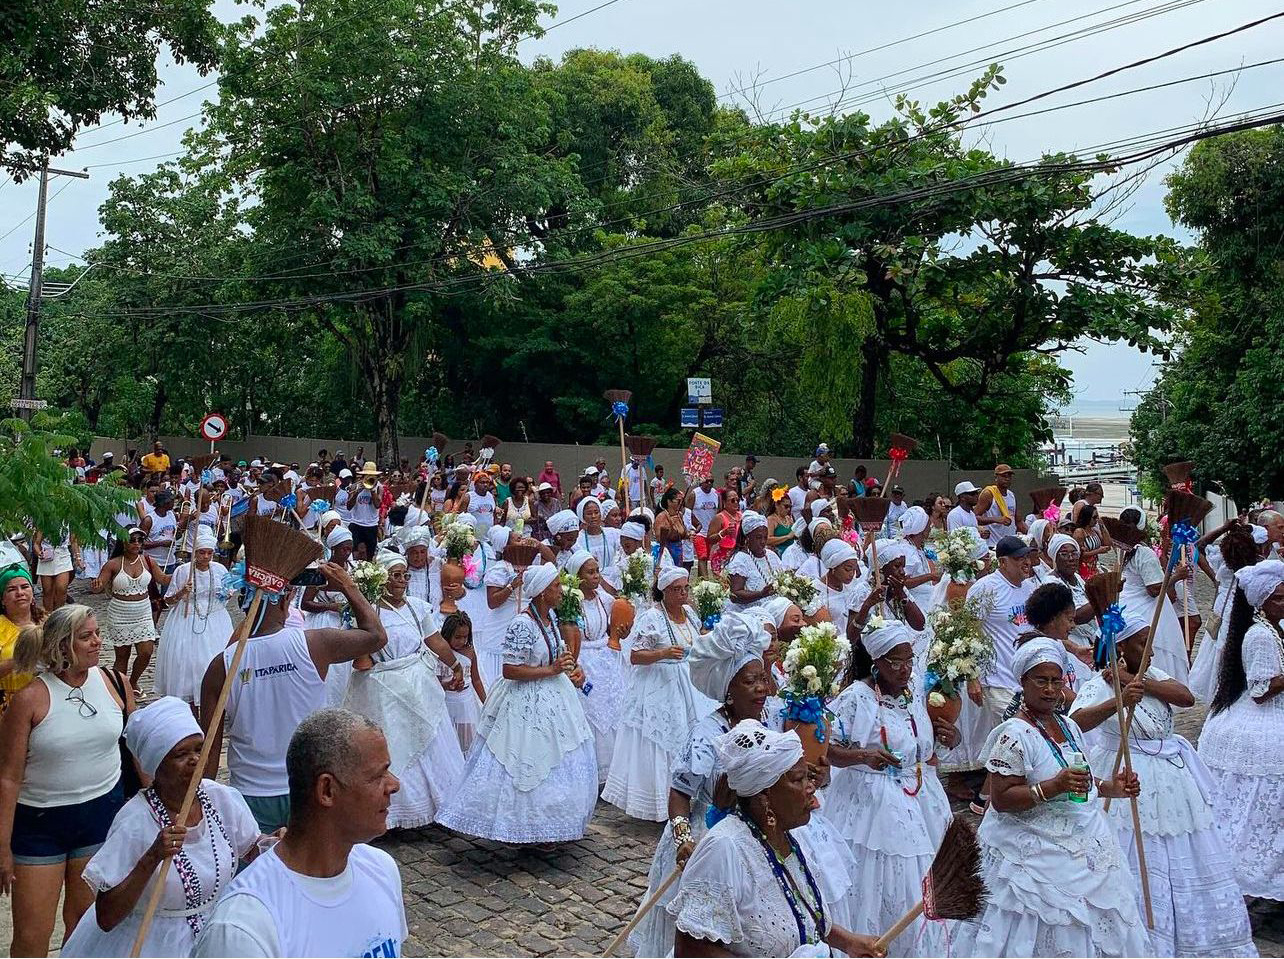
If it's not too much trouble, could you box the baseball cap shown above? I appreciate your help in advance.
[995,463,1015,476]
[995,535,1034,558]
[339,468,353,479]
[890,484,905,494]
[954,481,981,496]
[536,482,554,493]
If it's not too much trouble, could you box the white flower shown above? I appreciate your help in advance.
[928,691,947,707]
[801,664,818,680]
[830,681,841,696]
[807,676,823,693]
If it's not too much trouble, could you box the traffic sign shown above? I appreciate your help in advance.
[686,377,712,404]
[199,413,228,442]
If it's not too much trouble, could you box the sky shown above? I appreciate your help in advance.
[3,0,1281,409]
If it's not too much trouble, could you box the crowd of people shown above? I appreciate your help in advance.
[1,439,1282,957]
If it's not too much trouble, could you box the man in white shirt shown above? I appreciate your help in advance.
[193,709,407,958]
[967,535,1038,730]
[622,456,644,508]
[787,466,809,518]
[881,485,909,538]
[948,481,982,531]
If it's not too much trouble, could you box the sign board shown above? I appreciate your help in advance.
[702,408,723,428]
[686,377,712,404]
[682,432,721,481]
[9,398,48,410]
[680,407,700,428]
[199,413,228,442]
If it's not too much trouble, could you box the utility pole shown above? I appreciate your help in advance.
[16,162,89,420]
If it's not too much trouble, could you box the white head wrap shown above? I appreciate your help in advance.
[898,506,929,537]
[453,513,477,531]
[714,720,804,797]
[1047,533,1080,561]
[576,497,603,522]
[325,526,352,549]
[521,564,560,608]
[402,526,433,549]
[601,500,621,518]
[320,510,342,528]
[1012,637,1067,681]
[1252,524,1269,545]
[657,566,690,592]
[124,696,202,778]
[565,550,595,577]
[376,550,407,572]
[756,595,795,629]
[820,538,858,572]
[741,510,767,535]
[792,516,807,538]
[488,525,511,554]
[807,499,830,519]
[688,613,770,702]
[548,509,580,536]
[868,538,914,570]
[862,619,914,660]
[1116,615,1149,643]
[620,521,646,542]
[195,527,218,551]
[808,517,832,539]
[1237,559,1284,608]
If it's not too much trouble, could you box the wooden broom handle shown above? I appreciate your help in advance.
[1107,655,1155,928]
[129,592,264,956]
[602,866,681,956]
[875,900,924,950]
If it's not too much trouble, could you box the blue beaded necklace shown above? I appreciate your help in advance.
[737,811,827,946]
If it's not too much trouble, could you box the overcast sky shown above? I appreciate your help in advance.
[4,0,1280,408]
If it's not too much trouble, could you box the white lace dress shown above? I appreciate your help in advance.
[579,589,627,782]
[154,562,233,703]
[1120,548,1190,686]
[667,813,835,958]
[1198,621,1284,900]
[1188,554,1235,703]
[631,702,859,958]
[725,549,784,612]
[953,718,1153,958]
[342,599,464,829]
[476,560,521,688]
[1075,671,1256,956]
[603,606,718,821]
[437,610,598,843]
[825,682,952,957]
[440,654,483,754]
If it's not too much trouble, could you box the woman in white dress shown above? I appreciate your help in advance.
[604,566,713,821]
[826,620,956,956]
[439,612,484,753]
[1189,524,1259,703]
[567,552,626,781]
[477,526,523,688]
[1117,507,1190,685]
[817,539,870,644]
[576,498,620,584]
[438,564,598,843]
[1199,559,1284,901]
[954,639,1151,958]
[61,698,261,958]
[725,512,783,612]
[153,528,232,705]
[895,507,939,612]
[1032,534,1098,682]
[1072,617,1256,957]
[668,720,882,958]
[344,552,465,830]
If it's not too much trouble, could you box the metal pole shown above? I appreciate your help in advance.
[18,165,50,421]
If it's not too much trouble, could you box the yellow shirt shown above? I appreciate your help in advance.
[0,615,34,696]
[141,452,170,474]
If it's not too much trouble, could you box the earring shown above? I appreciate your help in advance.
[763,798,777,829]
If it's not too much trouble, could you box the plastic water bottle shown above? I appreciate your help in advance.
[1067,751,1090,803]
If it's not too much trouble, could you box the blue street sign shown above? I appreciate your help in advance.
[680,407,700,428]
[703,408,723,428]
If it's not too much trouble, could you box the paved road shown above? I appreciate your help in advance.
[5,576,1284,957]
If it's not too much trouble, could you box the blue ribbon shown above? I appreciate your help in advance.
[924,667,941,691]
[426,446,439,463]
[706,804,731,830]
[200,469,214,485]
[279,493,297,509]
[309,499,331,515]
[1095,602,1127,669]
[611,400,629,422]
[782,692,828,740]
[702,613,722,629]
[230,497,250,518]
[651,542,663,565]
[1168,520,1199,573]
[924,547,938,562]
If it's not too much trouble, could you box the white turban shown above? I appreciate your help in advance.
[195,527,218,551]
[1012,637,1067,681]
[1047,533,1080,561]
[792,517,807,538]
[1238,560,1284,608]
[1027,518,1051,551]
[868,538,914,570]
[820,538,858,572]
[741,511,767,535]
[1116,615,1148,643]
[326,526,352,548]
[898,506,929,537]
[124,696,202,778]
[576,497,603,522]
[862,619,915,660]
[548,509,580,536]
[376,550,406,571]
[521,563,560,608]
[488,525,511,554]
[756,595,795,629]
[1252,524,1269,545]
[807,499,830,519]
[808,517,832,539]
[688,613,770,702]
[565,550,595,577]
[453,513,477,530]
[657,566,690,592]
[621,521,646,542]
[600,500,621,518]
[320,510,343,528]
[402,526,433,549]
[714,720,804,797]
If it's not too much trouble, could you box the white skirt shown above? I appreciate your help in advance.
[104,597,158,646]
[153,605,234,702]
[1187,623,1226,704]
[578,639,627,783]
[1202,767,1284,900]
[443,687,482,755]
[37,545,73,577]
[935,693,990,773]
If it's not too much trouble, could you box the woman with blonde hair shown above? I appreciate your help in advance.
[0,605,135,956]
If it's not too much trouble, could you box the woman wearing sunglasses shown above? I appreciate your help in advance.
[0,605,136,956]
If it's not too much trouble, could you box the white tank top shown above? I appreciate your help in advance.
[112,557,152,597]
[21,669,123,806]
[467,490,496,536]
[145,511,177,563]
[692,487,720,533]
[223,626,325,796]
[983,489,1018,541]
[212,845,405,958]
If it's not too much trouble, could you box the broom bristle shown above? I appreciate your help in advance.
[1166,488,1212,528]
[1163,460,1194,486]
[853,497,891,529]
[481,434,501,450]
[1029,486,1067,513]
[888,432,918,453]
[1102,516,1147,548]
[432,432,449,452]
[923,815,988,921]
[503,540,540,569]
[625,434,659,457]
[188,452,219,472]
[604,388,633,405]
[242,514,324,593]
[1084,570,1123,618]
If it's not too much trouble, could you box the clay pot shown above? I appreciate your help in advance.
[559,621,582,660]
[945,580,970,605]
[608,597,636,651]
[784,718,830,767]
[926,692,963,725]
[440,560,465,591]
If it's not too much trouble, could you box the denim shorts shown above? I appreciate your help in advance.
[11,781,125,865]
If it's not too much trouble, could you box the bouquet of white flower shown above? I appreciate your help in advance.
[342,560,389,627]
[555,569,585,624]
[691,578,729,628]
[771,568,823,617]
[441,517,476,562]
[781,621,850,701]
[619,550,653,603]
[927,527,989,584]
[924,596,994,704]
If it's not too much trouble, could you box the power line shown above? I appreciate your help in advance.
[0,179,74,245]
[519,0,631,40]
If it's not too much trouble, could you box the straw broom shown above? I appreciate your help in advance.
[875,816,987,950]
[1084,569,1154,928]
[853,498,891,610]
[129,515,323,956]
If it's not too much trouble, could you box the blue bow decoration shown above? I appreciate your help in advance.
[229,497,250,518]
[924,667,941,691]
[924,547,939,562]
[651,542,663,565]
[426,446,439,464]
[702,613,722,630]
[200,469,214,485]
[1095,602,1126,669]
[706,804,731,830]
[309,499,331,515]
[611,400,629,422]
[781,691,828,741]
[1168,520,1199,572]
[279,493,297,509]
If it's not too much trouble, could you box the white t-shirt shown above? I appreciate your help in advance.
[348,487,380,528]
[947,505,978,530]
[787,484,808,518]
[192,844,406,958]
[968,570,1036,691]
[692,487,720,536]
[623,464,643,504]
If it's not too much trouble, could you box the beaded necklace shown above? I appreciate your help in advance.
[737,811,827,946]
[662,607,696,651]
[526,607,563,662]
[1020,706,1081,767]
[144,786,231,935]
[188,566,216,635]
[873,682,923,797]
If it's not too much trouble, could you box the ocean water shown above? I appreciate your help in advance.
[1057,398,1130,419]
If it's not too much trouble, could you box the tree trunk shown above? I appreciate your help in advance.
[851,339,881,457]
[148,381,168,443]
[368,359,402,468]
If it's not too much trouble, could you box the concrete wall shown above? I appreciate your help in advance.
[90,434,1059,508]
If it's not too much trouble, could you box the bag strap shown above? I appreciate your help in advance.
[100,666,131,727]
